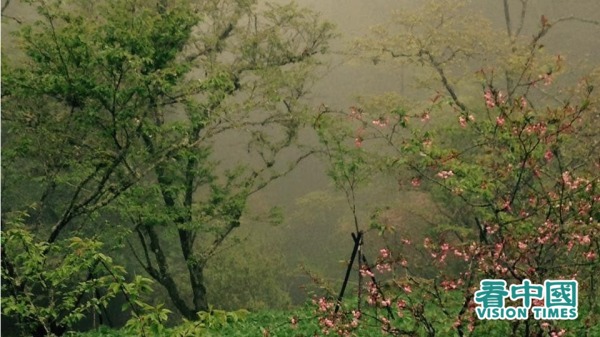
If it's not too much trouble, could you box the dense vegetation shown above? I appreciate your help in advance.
[2,0,599,336]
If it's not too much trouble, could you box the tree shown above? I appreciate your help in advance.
[2,0,334,320]
[312,1,599,336]
[1,214,170,337]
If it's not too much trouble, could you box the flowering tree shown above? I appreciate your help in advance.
[312,1,599,336]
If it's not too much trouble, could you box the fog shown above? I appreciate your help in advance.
[2,0,599,311]
[238,0,600,304]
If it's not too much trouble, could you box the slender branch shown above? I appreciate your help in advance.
[1,0,11,13]
[503,0,512,38]
[420,49,467,112]
[514,0,529,38]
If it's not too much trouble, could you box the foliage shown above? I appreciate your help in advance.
[314,0,600,336]
[0,217,167,337]
[71,302,370,337]
[2,0,335,321]
[205,239,292,311]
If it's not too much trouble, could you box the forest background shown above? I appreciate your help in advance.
[1,0,599,336]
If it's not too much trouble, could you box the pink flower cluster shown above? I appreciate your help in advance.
[376,263,392,273]
[440,279,460,290]
[421,111,431,122]
[313,297,359,336]
[484,89,495,108]
[561,171,589,190]
[537,221,559,245]
[372,118,388,127]
[316,297,333,313]
[496,116,505,126]
[437,170,454,179]
[349,106,362,120]
[354,137,363,148]
[459,114,475,127]
[539,73,553,86]
[523,122,547,135]
[366,281,381,306]
[484,88,506,108]
[411,177,421,187]
[359,265,375,278]
[520,96,528,109]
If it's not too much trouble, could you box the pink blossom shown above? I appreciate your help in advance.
[403,285,412,293]
[441,280,458,290]
[349,106,362,120]
[381,298,391,307]
[401,239,412,245]
[317,297,331,312]
[494,243,503,256]
[486,225,498,234]
[437,170,454,179]
[379,248,390,259]
[360,266,375,278]
[520,97,528,109]
[459,116,467,127]
[540,73,553,86]
[380,316,390,326]
[496,116,505,126]
[400,259,408,267]
[484,89,495,108]
[585,251,597,261]
[580,235,591,245]
[354,137,363,148]
[372,118,388,127]
[544,149,553,161]
[518,241,527,250]
[290,316,298,328]
[497,91,506,105]
[538,235,550,244]
[376,263,392,273]
[529,196,537,206]
[352,310,362,320]
[421,111,430,122]
[501,199,512,213]
[411,177,421,187]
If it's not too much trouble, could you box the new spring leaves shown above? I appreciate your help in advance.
[474,279,578,320]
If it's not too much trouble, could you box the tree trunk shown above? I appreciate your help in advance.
[178,228,208,313]
[188,260,208,313]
